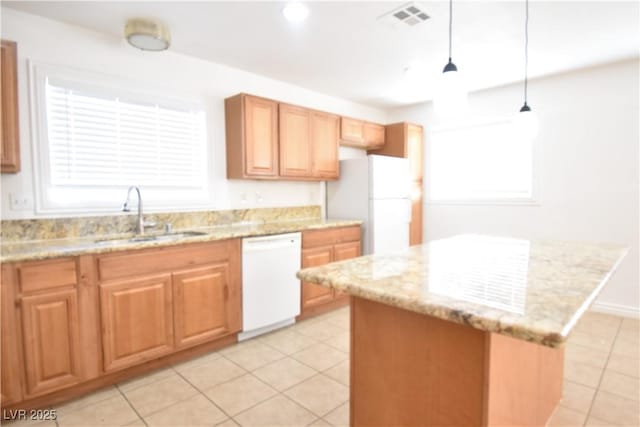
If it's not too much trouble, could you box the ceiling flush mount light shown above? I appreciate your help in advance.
[514,0,539,139]
[124,18,171,51]
[433,0,467,118]
[282,2,310,23]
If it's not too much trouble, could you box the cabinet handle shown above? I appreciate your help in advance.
[224,285,229,301]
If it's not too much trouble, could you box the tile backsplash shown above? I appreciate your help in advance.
[0,205,321,242]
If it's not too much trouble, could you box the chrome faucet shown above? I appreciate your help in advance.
[122,186,155,235]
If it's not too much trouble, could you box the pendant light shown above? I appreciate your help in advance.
[513,0,539,139]
[433,0,468,118]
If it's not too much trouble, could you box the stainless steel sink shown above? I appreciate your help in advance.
[95,231,207,245]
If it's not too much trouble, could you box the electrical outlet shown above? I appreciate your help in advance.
[9,193,34,211]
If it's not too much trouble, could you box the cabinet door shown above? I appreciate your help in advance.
[408,124,423,181]
[173,264,237,349]
[334,241,361,261]
[301,246,334,310]
[333,241,361,297]
[340,117,364,144]
[1,265,22,405]
[279,104,311,177]
[244,95,278,177]
[410,181,423,245]
[20,288,82,397]
[1,39,20,173]
[363,123,385,149]
[100,274,174,372]
[311,111,339,179]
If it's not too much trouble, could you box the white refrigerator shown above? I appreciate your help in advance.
[327,155,411,255]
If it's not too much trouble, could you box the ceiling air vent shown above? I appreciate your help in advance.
[378,2,430,28]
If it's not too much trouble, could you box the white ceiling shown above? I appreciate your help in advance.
[3,1,639,108]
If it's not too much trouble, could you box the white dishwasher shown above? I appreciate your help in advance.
[239,232,301,341]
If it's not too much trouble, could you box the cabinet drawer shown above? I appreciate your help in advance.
[302,229,336,249]
[302,226,361,249]
[97,241,233,281]
[17,259,77,294]
[335,226,361,244]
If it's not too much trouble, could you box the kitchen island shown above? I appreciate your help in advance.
[296,235,628,427]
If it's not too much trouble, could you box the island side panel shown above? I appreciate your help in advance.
[350,297,486,427]
[484,332,564,426]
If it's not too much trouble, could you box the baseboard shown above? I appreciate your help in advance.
[591,301,640,319]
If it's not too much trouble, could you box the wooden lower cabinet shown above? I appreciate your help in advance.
[99,274,174,372]
[301,246,334,310]
[173,264,240,349]
[332,241,361,298]
[19,289,83,397]
[1,264,22,405]
[0,238,241,410]
[299,226,361,318]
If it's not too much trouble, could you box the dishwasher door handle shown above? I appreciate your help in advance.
[244,239,297,252]
[243,233,302,252]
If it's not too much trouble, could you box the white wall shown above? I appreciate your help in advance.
[388,59,640,317]
[0,8,385,219]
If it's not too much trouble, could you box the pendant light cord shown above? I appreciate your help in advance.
[524,0,529,105]
[448,0,453,62]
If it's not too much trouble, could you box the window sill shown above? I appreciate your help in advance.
[426,198,540,207]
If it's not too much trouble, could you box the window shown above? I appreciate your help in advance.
[31,63,209,213]
[428,119,535,203]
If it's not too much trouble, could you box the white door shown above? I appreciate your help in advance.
[369,198,411,255]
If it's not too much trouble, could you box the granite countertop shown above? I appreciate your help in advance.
[1,218,362,263]
[296,234,628,347]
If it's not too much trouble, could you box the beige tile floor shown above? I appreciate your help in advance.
[3,309,639,427]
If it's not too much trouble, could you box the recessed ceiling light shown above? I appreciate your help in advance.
[282,2,310,23]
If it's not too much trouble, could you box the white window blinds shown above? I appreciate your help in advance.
[45,78,207,188]
[429,120,534,202]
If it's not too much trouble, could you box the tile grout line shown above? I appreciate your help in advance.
[115,384,150,427]
[276,371,349,419]
[581,318,624,426]
[171,365,238,423]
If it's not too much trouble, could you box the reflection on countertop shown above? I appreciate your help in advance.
[296,234,628,347]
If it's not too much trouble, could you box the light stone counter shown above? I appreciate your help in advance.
[1,218,362,263]
[296,234,628,347]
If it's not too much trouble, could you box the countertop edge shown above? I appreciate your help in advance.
[1,219,363,263]
[296,244,630,348]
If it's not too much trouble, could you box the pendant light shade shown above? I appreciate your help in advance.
[513,103,539,141]
[434,0,467,118]
[514,0,539,139]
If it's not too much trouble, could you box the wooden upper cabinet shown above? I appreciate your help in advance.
[340,117,365,145]
[226,94,278,179]
[340,117,385,149]
[20,288,83,397]
[1,39,20,173]
[363,123,385,149]
[173,263,240,349]
[310,111,339,179]
[226,94,339,181]
[279,103,312,177]
[99,273,174,372]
